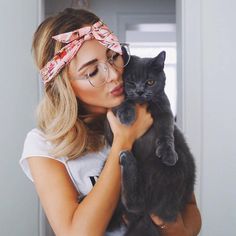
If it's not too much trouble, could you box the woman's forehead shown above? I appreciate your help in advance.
[75,39,107,64]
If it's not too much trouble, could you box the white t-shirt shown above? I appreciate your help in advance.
[19,128,126,236]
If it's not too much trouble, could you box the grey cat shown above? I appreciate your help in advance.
[105,50,196,236]
[116,51,178,166]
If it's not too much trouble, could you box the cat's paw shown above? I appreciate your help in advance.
[119,150,135,166]
[117,105,136,125]
[155,143,178,166]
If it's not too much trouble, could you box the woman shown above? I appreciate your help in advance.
[20,8,201,236]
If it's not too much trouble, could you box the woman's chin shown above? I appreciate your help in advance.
[110,94,125,107]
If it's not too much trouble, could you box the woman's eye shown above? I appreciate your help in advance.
[88,67,98,77]
[146,80,155,86]
[108,52,119,62]
[112,53,119,60]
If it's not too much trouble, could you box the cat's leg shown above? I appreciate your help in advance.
[155,131,178,166]
[119,150,144,213]
[153,114,178,166]
[104,118,114,146]
[150,96,178,166]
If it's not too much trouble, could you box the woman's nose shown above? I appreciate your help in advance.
[106,63,120,82]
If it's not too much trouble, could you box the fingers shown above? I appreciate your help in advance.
[135,103,148,115]
[106,109,113,120]
[150,214,164,226]
[136,104,153,127]
[106,109,117,124]
[150,214,169,232]
[137,104,152,118]
[150,214,187,235]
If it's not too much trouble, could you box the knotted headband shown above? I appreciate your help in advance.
[40,20,122,84]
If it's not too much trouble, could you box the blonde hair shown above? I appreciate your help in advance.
[32,8,105,159]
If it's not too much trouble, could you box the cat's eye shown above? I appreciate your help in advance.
[127,81,136,86]
[146,80,155,86]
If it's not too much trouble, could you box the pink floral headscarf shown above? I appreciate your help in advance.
[40,20,122,84]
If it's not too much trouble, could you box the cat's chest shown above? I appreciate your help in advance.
[133,124,157,159]
[148,99,167,116]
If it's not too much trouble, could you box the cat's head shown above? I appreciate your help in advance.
[122,51,166,102]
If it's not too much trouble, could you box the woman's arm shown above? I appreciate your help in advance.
[70,138,131,235]
[151,193,202,236]
[180,193,202,236]
[28,104,153,236]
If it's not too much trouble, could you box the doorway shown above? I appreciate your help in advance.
[39,1,178,235]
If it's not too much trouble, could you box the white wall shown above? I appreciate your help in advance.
[89,0,175,34]
[0,1,40,235]
[178,0,236,235]
[201,0,236,235]
[1,0,235,235]
[45,0,175,34]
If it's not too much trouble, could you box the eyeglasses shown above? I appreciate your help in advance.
[72,43,130,88]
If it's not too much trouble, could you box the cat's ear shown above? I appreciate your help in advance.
[121,44,130,66]
[151,51,166,69]
[157,51,166,64]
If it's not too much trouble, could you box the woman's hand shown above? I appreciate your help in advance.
[106,103,153,149]
[150,193,201,236]
[150,214,191,236]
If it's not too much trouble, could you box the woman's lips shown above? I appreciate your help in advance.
[110,84,124,96]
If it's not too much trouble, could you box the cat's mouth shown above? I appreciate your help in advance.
[127,95,147,102]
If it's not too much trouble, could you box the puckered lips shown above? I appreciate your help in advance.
[110,83,124,96]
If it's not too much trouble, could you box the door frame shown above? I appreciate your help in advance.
[37,1,203,235]
[176,0,202,208]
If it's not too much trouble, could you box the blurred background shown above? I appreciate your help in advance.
[0,0,235,235]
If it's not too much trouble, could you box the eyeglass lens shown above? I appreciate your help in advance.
[83,44,131,87]
[87,62,109,87]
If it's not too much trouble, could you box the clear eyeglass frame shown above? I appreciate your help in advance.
[72,43,131,88]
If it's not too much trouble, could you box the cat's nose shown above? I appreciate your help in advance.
[136,90,144,96]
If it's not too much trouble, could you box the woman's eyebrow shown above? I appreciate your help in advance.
[77,49,111,72]
[77,59,98,72]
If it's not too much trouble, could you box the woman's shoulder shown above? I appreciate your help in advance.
[20,128,67,182]
[25,127,46,140]
[22,128,52,154]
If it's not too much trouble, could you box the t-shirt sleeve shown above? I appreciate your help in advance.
[19,128,66,182]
